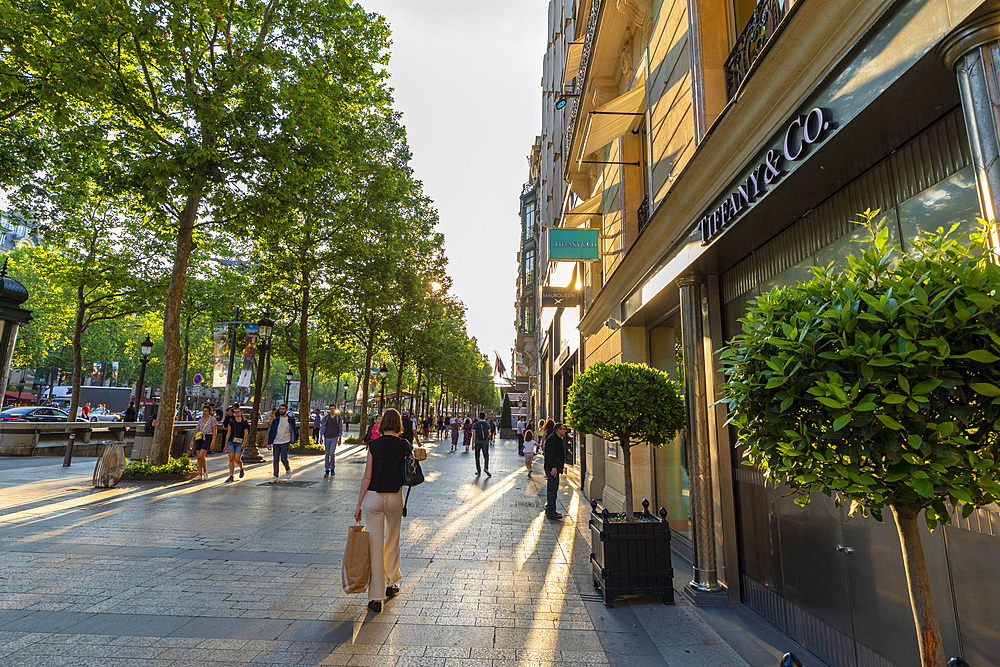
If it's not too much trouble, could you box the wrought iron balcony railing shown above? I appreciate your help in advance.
[724,0,786,99]
[637,194,650,232]
[564,0,602,160]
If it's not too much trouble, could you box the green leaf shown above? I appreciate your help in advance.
[970,382,1000,397]
[833,414,852,431]
[816,396,843,409]
[876,414,904,430]
[912,476,934,498]
[954,350,1000,363]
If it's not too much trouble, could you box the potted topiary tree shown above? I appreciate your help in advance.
[499,392,514,439]
[566,361,686,606]
[720,210,1000,666]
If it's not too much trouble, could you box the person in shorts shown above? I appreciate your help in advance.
[192,405,218,481]
[224,407,248,482]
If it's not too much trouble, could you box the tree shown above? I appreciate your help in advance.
[719,211,1000,666]
[500,393,512,428]
[565,361,685,519]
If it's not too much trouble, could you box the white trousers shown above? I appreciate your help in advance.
[363,490,403,601]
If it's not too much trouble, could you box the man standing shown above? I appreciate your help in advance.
[122,402,137,423]
[543,423,567,520]
[472,412,492,477]
[267,404,297,483]
[312,408,323,445]
[321,404,343,477]
[516,416,526,455]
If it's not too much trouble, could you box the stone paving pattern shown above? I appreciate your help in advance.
[0,437,748,666]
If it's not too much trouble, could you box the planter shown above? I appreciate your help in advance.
[499,428,517,440]
[589,499,674,607]
[121,471,197,482]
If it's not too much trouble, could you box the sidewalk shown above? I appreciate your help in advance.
[0,438,755,666]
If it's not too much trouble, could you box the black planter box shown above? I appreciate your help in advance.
[589,499,674,607]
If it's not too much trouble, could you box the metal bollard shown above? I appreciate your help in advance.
[947,659,970,667]
[780,653,803,667]
[62,431,77,467]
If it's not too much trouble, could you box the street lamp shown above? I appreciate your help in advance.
[245,309,275,464]
[420,381,428,418]
[135,335,152,419]
[284,368,294,405]
[378,363,388,414]
[343,380,349,411]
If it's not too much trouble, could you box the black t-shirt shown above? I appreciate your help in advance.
[401,418,415,443]
[368,434,412,493]
[228,419,249,442]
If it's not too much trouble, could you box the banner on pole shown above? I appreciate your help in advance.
[236,332,257,389]
[287,380,300,403]
[212,324,229,388]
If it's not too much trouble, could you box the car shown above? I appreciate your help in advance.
[88,407,123,423]
[0,406,82,422]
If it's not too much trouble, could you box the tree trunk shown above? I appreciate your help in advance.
[263,345,272,413]
[621,439,634,519]
[150,190,200,465]
[891,504,944,667]
[358,320,375,438]
[298,267,311,444]
[415,368,422,416]
[394,353,405,410]
[178,313,191,420]
[68,285,86,422]
[309,361,317,410]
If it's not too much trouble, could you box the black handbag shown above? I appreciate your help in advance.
[402,457,424,517]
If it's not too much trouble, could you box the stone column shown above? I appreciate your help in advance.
[942,3,1000,252]
[678,275,727,605]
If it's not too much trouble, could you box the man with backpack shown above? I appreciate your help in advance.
[321,404,343,477]
[472,412,492,477]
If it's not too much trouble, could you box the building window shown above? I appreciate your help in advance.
[523,201,536,241]
[523,248,535,286]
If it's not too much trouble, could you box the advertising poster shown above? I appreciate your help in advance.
[91,362,102,385]
[212,324,229,388]
[236,327,257,389]
[111,361,119,383]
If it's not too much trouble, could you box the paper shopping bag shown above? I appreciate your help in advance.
[342,524,370,594]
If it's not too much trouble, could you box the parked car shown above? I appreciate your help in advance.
[0,406,83,422]
[88,407,123,423]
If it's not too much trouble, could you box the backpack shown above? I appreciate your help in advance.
[474,421,490,441]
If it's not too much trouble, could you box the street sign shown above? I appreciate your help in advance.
[193,373,204,385]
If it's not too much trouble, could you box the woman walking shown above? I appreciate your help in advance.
[192,405,218,481]
[224,407,248,482]
[354,408,411,614]
[450,416,460,451]
[462,417,473,452]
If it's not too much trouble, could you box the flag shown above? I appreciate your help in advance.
[494,352,506,377]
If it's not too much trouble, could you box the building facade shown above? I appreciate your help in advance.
[525,0,1000,664]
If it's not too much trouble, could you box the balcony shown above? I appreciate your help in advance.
[724,0,786,99]
[637,194,649,233]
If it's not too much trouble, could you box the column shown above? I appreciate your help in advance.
[678,275,727,605]
[942,3,1000,252]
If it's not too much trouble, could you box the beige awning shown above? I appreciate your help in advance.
[563,41,585,84]
[562,190,603,228]
[581,77,646,157]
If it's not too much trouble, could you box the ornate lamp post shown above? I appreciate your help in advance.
[284,368,293,405]
[378,363,388,414]
[135,335,152,417]
[244,310,274,464]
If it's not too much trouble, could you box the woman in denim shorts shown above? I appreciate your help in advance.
[224,407,249,483]
[192,406,218,481]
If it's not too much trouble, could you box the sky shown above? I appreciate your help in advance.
[362,0,548,379]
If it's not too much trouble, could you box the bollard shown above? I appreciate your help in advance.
[62,431,77,467]
[780,653,803,667]
[947,659,970,667]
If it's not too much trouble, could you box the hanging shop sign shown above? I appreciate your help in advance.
[548,228,600,261]
[698,107,833,244]
[541,286,583,308]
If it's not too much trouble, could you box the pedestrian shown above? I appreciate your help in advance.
[462,417,472,452]
[436,415,444,440]
[543,423,567,520]
[371,414,381,440]
[450,416,460,451]
[516,416,526,455]
[192,405,218,482]
[224,407,248,482]
[312,408,323,445]
[144,402,158,434]
[81,402,91,420]
[213,403,224,423]
[354,408,410,614]
[489,418,496,445]
[422,415,431,439]
[472,412,492,477]
[400,411,422,447]
[322,404,343,477]
[523,428,536,477]
[222,406,235,433]
[122,401,137,423]
[266,404,297,483]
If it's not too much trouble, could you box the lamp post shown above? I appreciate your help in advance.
[378,363,388,414]
[16,376,24,405]
[135,335,152,417]
[420,381,428,418]
[245,310,274,464]
[284,368,293,405]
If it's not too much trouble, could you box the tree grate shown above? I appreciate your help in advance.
[257,480,317,487]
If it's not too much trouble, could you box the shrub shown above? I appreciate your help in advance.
[719,210,1000,666]
[565,361,685,519]
[124,455,196,476]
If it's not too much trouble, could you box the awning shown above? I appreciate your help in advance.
[581,76,646,157]
[562,190,603,228]
[563,41,585,84]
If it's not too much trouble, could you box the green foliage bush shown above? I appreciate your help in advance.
[124,455,196,476]
[566,361,685,517]
[500,393,512,429]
